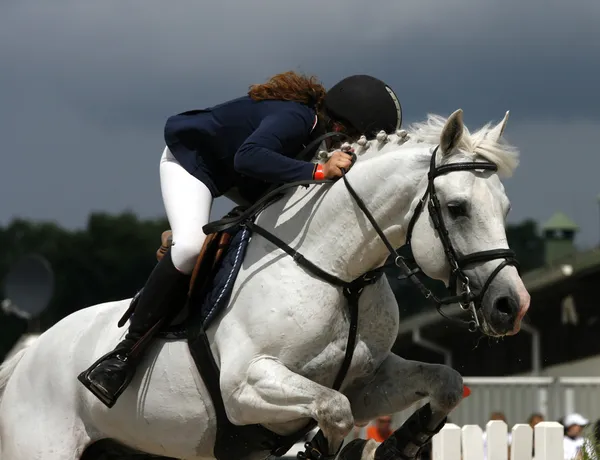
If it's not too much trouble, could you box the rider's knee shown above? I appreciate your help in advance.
[170,235,206,273]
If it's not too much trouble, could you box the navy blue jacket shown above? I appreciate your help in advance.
[164,96,322,205]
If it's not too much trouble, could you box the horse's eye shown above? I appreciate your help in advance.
[447,201,468,219]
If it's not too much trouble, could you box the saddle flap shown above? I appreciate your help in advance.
[189,232,231,298]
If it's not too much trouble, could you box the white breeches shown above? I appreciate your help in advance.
[160,147,213,274]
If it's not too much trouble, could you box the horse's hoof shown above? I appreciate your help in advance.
[373,403,446,460]
[338,439,368,460]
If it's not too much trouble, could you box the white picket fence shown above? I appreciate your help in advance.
[432,421,566,460]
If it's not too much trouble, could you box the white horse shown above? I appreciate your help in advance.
[0,109,530,460]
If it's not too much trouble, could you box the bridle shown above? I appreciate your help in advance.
[199,135,522,458]
[354,145,520,332]
[205,137,520,332]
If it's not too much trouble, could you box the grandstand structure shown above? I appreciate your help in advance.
[385,211,600,428]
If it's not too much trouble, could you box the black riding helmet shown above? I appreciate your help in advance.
[323,75,402,138]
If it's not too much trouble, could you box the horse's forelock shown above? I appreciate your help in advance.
[407,114,520,177]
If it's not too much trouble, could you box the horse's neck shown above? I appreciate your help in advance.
[300,145,430,281]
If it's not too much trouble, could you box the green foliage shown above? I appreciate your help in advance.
[580,438,599,459]
[0,212,168,360]
[580,423,600,460]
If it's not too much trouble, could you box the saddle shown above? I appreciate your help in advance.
[157,229,232,296]
[110,133,366,460]
[117,222,234,332]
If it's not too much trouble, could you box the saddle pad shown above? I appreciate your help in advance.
[197,226,251,329]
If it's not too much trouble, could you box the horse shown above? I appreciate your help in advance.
[0,108,530,460]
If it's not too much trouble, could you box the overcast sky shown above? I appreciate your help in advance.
[2,0,600,248]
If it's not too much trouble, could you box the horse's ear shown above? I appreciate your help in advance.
[487,110,510,142]
[440,109,464,155]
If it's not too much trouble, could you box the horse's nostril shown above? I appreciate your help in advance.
[494,296,515,317]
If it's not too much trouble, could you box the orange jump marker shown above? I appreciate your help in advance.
[463,385,471,398]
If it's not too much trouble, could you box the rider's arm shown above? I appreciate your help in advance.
[234,109,318,183]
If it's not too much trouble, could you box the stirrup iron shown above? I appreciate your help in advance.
[77,349,134,408]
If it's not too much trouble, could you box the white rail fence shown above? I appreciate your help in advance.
[382,377,600,431]
[432,421,565,460]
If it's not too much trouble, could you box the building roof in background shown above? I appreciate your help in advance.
[542,212,580,231]
[521,247,600,292]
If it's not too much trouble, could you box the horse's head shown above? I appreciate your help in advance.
[407,109,530,337]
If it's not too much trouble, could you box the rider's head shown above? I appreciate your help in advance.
[323,75,402,139]
[248,71,327,111]
[248,71,402,142]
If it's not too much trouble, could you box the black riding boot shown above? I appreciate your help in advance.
[78,250,190,408]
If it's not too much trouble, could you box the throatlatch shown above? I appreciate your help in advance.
[77,128,519,459]
[199,138,520,460]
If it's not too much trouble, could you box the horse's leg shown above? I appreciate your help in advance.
[342,353,465,460]
[221,356,354,458]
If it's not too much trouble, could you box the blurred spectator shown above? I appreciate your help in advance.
[483,412,511,460]
[528,412,544,427]
[366,415,393,442]
[563,413,589,460]
[528,413,544,457]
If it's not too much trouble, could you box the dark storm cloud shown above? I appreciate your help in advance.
[3,0,599,124]
[1,0,600,245]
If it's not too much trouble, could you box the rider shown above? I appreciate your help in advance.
[78,71,402,407]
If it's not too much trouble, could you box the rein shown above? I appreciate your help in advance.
[342,146,519,331]
[400,147,519,330]
[205,139,519,332]
[200,134,520,458]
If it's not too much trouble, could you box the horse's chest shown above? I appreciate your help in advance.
[297,288,399,385]
[298,337,386,387]
[232,271,398,385]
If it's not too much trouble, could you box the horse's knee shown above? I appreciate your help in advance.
[314,391,354,435]
[429,365,463,412]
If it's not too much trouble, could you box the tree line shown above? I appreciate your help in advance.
[0,212,545,360]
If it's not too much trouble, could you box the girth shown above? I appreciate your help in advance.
[187,215,384,460]
[188,131,387,460]
[188,136,521,460]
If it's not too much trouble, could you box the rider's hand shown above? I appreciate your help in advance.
[322,150,353,179]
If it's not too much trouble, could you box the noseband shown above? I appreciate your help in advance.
[396,146,519,330]
[197,137,521,458]
[343,145,519,331]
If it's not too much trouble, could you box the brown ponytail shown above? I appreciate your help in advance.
[248,71,327,111]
